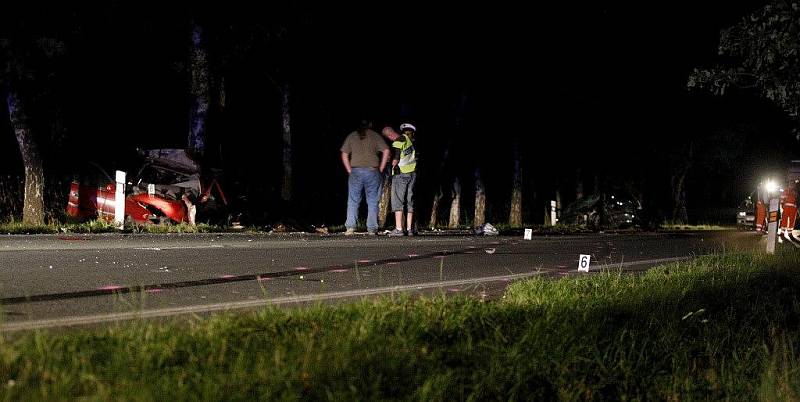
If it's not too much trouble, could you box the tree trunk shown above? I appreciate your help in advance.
[509,187,522,226]
[280,81,292,202]
[509,141,522,227]
[6,89,45,225]
[670,144,693,224]
[575,168,583,200]
[544,204,550,227]
[555,189,561,223]
[473,168,486,227]
[448,177,461,228]
[671,171,689,224]
[219,76,226,109]
[188,21,209,156]
[593,175,609,228]
[429,188,442,230]
[378,174,391,228]
[596,194,609,228]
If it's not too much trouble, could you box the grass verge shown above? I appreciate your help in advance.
[1,251,799,400]
[660,221,736,231]
[494,223,594,235]
[0,220,258,235]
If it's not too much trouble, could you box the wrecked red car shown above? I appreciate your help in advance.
[66,149,228,225]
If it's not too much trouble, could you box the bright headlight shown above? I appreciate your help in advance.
[765,180,779,194]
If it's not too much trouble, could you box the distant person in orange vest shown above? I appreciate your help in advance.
[340,119,390,235]
[780,184,797,233]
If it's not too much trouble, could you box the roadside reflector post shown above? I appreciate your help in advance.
[578,254,591,272]
[114,170,126,230]
[550,200,557,226]
[766,198,779,254]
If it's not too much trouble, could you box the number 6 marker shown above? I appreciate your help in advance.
[578,254,591,272]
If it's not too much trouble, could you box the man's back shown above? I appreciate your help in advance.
[341,130,388,168]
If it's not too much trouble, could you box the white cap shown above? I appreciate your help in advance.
[399,123,416,132]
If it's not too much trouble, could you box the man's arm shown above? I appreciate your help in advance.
[379,148,390,173]
[341,152,352,174]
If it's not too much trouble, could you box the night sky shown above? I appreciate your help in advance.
[1,2,796,226]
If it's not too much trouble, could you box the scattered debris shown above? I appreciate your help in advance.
[270,223,288,233]
[475,223,499,236]
[268,220,318,234]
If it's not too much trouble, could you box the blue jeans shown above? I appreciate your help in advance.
[346,168,382,232]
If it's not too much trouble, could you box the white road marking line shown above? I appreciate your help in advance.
[0,256,692,332]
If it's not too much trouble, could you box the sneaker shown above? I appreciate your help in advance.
[407,230,416,237]
[388,228,405,237]
[366,230,378,236]
[344,228,356,236]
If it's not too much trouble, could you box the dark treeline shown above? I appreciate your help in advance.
[1,2,797,227]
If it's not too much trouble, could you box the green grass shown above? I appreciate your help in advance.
[0,220,60,234]
[420,223,593,235]
[0,220,260,235]
[1,251,800,400]
[660,221,735,231]
[496,223,594,235]
[127,222,243,234]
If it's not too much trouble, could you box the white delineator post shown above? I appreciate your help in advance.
[766,198,779,254]
[114,170,126,229]
[550,200,557,226]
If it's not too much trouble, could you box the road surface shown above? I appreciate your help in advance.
[0,231,761,331]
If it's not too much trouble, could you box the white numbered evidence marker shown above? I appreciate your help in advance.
[524,228,532,240]
[578,254,591,272]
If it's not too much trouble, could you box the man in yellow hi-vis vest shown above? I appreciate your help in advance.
[388,123,418,236]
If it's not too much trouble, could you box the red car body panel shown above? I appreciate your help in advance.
[67,182,187,224]
[67,182,117,221]
[128,193,187,223]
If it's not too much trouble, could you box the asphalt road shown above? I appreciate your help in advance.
[0,230,761,331]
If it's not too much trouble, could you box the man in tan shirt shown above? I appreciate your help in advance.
[340,120,390,234]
